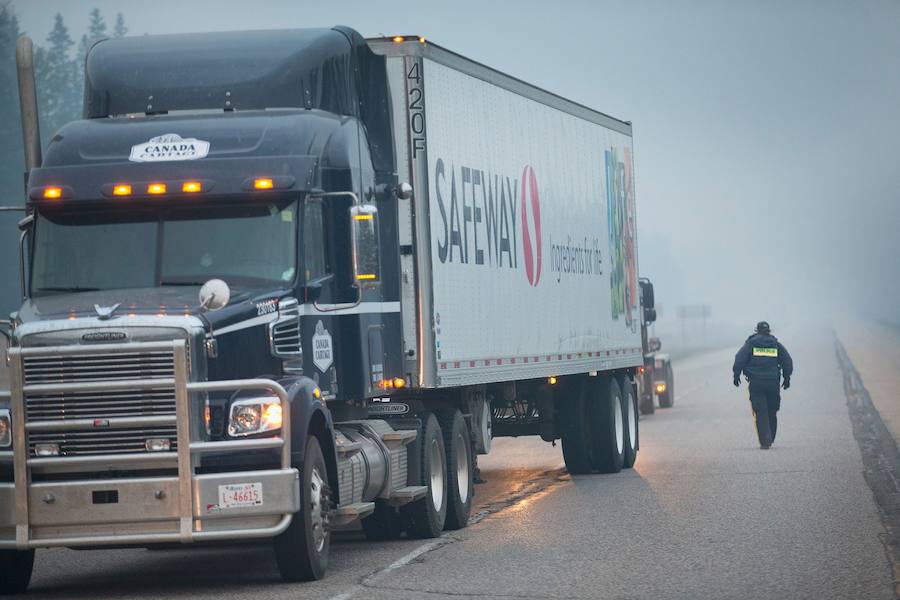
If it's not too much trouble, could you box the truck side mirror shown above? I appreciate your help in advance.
[199,279,231,311]
[350,204,380,285]
[639,279,655,310]
[0,320,10,368]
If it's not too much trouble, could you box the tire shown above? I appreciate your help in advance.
[275,436,331,582]
[639,370,655,415]
[659,366,674,408]
[590,377,625,474]
[639,392,655,415]
[401,413,448,538]
[621,379,639,469]
[361,502,404,541]
[0,549,34,595]
[438,409,473,530]
[560,378,593,475]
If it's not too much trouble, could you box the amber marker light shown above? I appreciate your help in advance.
[392,35,404,43]
[112,184,132,196]
[147,183,167,195]
[393,377,406,389]
[418,36,426,44]
[43,187,63,199]
[656,383,667,393]
[548,376,558,385]
[182,181,202,193]
[253,178,274,190]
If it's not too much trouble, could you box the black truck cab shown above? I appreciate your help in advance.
[23,27,406,410]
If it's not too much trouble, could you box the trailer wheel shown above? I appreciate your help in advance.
[438,409,473,530]
[275,436,331,582]
[0,549,34,594]
[591,377,625,474]
[361,502,405,541]
[402,413,448,538]
[659,366,675,408]
[621,380,639,469]
[560,378,593,475]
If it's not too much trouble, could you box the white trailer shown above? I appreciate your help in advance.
[370,36,646,476]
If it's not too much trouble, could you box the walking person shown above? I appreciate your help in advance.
[732,321,793,449]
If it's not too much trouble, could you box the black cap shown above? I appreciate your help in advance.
[756,321,771,334]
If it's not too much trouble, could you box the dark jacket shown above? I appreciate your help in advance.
[733,333,793,383]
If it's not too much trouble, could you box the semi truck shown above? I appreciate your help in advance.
[636,279,674,414]
[0,27,657,592]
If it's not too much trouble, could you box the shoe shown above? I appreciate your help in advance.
[760,445,771,450]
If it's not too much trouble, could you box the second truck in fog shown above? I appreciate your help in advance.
[0,27,657,591]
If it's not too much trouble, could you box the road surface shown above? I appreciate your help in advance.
[13,324,897,599]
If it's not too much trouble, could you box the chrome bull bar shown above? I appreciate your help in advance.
[0,340,298,549]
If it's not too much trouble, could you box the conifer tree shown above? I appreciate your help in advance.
[113,13,127,37]
[77,8,106,67]
[0,3,24,313]
[35,13,79,147]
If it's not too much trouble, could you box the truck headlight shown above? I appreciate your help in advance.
[0,409,10,448]
[227,397,283,437]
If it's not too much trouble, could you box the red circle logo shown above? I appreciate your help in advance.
[520,165,542,287]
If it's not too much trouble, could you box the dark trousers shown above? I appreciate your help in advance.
[749,380,781,447]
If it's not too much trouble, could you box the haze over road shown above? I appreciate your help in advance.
[15,323,894,600]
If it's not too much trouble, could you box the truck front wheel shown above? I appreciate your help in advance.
[402,413,448,538]
[275,436,331,582]
[0,549,34,594]
[439,409,473,530]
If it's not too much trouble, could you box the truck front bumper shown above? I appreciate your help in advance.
[0,340,300,549]
[0,468,298,548]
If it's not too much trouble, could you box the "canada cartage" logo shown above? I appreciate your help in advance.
[129,133,210,163]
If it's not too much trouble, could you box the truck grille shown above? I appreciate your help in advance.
[22,347,179,456]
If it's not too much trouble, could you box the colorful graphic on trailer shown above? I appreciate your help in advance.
[605,147,638,331]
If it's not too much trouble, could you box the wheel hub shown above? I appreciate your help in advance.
[309,467,327,553]
[429,437,445,512]
[627,394,636,450]
[614,395,624,455]
[455,430,470,503]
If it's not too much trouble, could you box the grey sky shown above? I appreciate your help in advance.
[11,0,900,329]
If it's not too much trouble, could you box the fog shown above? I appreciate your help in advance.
[9,0,900,345]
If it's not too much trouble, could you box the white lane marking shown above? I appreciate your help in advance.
[328,536,455,600]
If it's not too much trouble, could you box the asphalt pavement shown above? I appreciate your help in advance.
[18,324,896,599]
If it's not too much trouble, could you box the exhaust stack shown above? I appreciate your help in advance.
[16,36,42,178]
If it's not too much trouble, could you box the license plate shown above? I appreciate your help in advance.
[218,482,263,509]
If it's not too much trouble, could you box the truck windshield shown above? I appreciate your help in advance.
[31,200,298,294]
